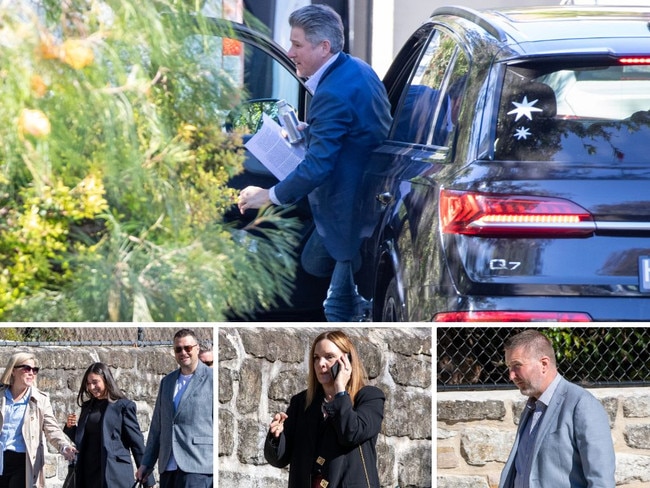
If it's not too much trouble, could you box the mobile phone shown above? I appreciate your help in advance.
[330,353,352,380]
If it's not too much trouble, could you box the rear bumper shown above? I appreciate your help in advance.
[429,293,650,322]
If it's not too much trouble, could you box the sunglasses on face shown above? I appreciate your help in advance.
[14,365,40,374]
[174,344,198,354]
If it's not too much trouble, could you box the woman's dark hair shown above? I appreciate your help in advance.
[77,362,126,406]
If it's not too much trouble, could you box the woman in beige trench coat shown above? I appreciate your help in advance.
[0,352,76,488]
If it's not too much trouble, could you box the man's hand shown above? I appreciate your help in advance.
[135,465,149,482]
[238,186,271,214]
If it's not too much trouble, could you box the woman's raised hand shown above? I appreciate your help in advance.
[269,412,288,438]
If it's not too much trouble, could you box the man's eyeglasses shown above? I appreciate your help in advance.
[174,344,198,354]
[14,365,40,374]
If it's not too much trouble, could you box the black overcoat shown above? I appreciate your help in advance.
[264,385,385,488]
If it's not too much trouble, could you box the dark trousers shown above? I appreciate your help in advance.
[0,451,26,488]
[160,470,213,488]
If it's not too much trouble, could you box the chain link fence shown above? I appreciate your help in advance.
[437,327,650,390]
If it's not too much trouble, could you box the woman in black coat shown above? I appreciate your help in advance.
[64,363,155,488]
[264,330,385,488]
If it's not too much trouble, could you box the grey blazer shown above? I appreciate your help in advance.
[142,361,213,475]
[499,375,615,488]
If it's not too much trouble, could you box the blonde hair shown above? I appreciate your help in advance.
[1,352,39,386]
[306,330,368,408]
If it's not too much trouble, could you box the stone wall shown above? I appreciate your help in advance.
[437,387,650,488]
[218,326,433,488]
[0,326,213,487]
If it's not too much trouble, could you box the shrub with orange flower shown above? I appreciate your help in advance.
[0,0,299,322]
[61,39,94,69]
[18,109,51,138]
[30,75,48,98]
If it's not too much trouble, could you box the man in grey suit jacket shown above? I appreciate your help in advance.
[136,329,213,487]
[238,4,392,322]
[499,330,615,488]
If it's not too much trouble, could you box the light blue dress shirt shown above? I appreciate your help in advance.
[0,387,31,475]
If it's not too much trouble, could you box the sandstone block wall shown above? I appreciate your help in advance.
[218,326,433,488]
[437,388,650,488]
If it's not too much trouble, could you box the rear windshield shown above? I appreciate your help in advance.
[494,62,650,163]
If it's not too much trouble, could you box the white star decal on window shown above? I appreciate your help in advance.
[514,127,531,140]
[507,96,543,121]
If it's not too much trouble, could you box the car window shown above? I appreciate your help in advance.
[383,23,435,113]
[183,33,305,133]
[390,30,467,147]
[433,48,469,148]
[494,62,650,163]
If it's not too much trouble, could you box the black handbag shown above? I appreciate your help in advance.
[130,481,145,488]
[62,463,75,488]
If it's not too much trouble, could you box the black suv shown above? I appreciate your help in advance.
[354,5,650,321]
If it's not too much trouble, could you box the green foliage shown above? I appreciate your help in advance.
[0,0,300,321]
[0,328,24,342]
[543,328,650,383]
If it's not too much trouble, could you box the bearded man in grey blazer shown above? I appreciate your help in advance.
[499,330,615,488]
[136,329,213,487]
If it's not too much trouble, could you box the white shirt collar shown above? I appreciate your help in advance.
[305,52,341,94]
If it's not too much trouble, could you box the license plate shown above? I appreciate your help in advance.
[639,256,650,292]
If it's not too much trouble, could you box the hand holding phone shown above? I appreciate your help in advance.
[330,353,352,380]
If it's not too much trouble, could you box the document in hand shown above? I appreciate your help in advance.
[244,113,306,181]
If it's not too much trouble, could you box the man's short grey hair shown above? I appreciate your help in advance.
[289,4,345,54]
[504,329,557,368]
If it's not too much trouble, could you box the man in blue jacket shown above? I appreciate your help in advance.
[238,4,392,322]
[499,330,616,488]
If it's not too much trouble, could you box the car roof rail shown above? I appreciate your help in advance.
[432,5,508,43]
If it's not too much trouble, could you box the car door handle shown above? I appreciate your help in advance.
[376,192,394,206]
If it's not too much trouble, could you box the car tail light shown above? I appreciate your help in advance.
[619,57,650,65]
[433,311,592,322]
[439,190,595,237]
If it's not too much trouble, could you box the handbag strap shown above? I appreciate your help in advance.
[358,444,371,488]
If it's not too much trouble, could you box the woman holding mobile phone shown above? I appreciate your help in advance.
[265,330,385,488]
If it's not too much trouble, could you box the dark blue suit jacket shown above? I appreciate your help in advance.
[65,398,154,488]
[274,53,391,261]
